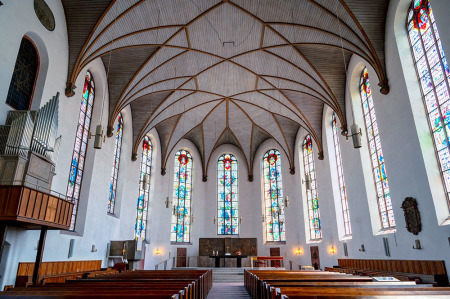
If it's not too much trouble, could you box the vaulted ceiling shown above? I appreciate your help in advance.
[62,0,390,180]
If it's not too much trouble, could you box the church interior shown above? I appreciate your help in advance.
[0,0,450,297]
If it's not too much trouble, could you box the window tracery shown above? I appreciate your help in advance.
[407,0,450,209]
[263,149,286,242]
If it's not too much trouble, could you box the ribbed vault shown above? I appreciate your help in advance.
[62,0,390,180]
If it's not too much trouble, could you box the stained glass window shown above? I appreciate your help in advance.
[302,135,322,240]
[332,114,352,236]
[66,71,95,230]
[135,136,152,240]
[6,38,38,110]
[263,149,286,242]
[360,67,396,229]
[407,0,450,208]
[107,113,123,214]
[171,150,193,242]
[217,154,239,235]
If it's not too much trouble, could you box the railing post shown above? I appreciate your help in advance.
[289,260,292,270]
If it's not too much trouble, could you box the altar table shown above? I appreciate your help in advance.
[209,255,247,268]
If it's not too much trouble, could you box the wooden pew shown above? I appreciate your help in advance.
[2,269,212,299]
[15,260,102,286]
[245,270,450,299]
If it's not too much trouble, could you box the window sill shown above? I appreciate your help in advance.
[170,242,192,245]
[439,216,450,226]
[375,227,397,235]
[339,235,353,241]
[264,241,286,245]
[306,238,322,244]
[107,212,119,219]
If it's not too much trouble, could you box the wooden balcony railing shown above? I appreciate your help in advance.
[0,185,73,230]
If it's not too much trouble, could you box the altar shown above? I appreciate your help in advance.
[209,255,248,268]
[198,238,257,267]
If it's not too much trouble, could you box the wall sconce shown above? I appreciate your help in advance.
[88,124,105,149]
[295,248,303,255]
[154,248,161,255]
[285,195,290,207]
[239,216,243,224]
[141,174,148,190]
[412,239,422,250]
[261,214,265,222]
[346,123,362,148]
[302,174,312,190]
[329,246,335,254]
[91,245,97,252]
[165,196,171,208]
[213,216,216,224]
[359,244,365,252]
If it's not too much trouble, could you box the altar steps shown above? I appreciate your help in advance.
[212,268,245,282]
[207,282,250,299]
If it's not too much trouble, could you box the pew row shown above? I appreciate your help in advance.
[325,259,449,285]
[245,270,450,299]
[2,269,213,299]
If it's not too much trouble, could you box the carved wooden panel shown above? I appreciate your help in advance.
[401,197,422,235]
[310,246,320,270]
[199,238,257,256]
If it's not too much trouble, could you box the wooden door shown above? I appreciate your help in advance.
[176,248,187,268]
[270,247,280,267]
[310,246,320,270]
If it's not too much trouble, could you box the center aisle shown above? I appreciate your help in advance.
[207,282,251,299]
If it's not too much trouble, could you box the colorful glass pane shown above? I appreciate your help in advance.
[407,0,450,208]
[263,149,286,242]
[360,68,396,229]
[303,135,322,240]
[66,72,94,231]
[107,114,123,214]
[217,154,239,235]
[332,114,352,236]
[135,137,152,239]
[171,150,193,242]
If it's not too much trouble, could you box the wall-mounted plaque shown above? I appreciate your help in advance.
[401,197,422,235]
[34,0,55,31]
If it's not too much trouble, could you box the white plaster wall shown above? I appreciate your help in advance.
[0,0,141,288]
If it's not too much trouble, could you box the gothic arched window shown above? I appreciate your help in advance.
[263,149,286,242]
[171,150,193,242]
[108,113,123,214]
[6,37,39,110]
[67,71,95,230]
[303,135,322,240]
[360,67,396,229]
[407,0,450,208]
[217,154,239,235]
[332,113,352,236]
[135,136,152,240]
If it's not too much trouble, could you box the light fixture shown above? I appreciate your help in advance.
[239,216,243,224]
[261,214,265,223]
[302,174,312,190]
[346,123,362,148]
[329,246,335,254]
[213,216,216,224]
[91,245,97,252]
[141,174,148,190]
[359,244,365,252]
[155,248,161,255]
[165,196,170,208]
[295,248,303,255]
[412,239,422,250]
[285,195,290,207]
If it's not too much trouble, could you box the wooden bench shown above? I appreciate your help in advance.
[3,269,213,299]
[326,259,449,285]
[245,270,450,299]
[15,260,103,286]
